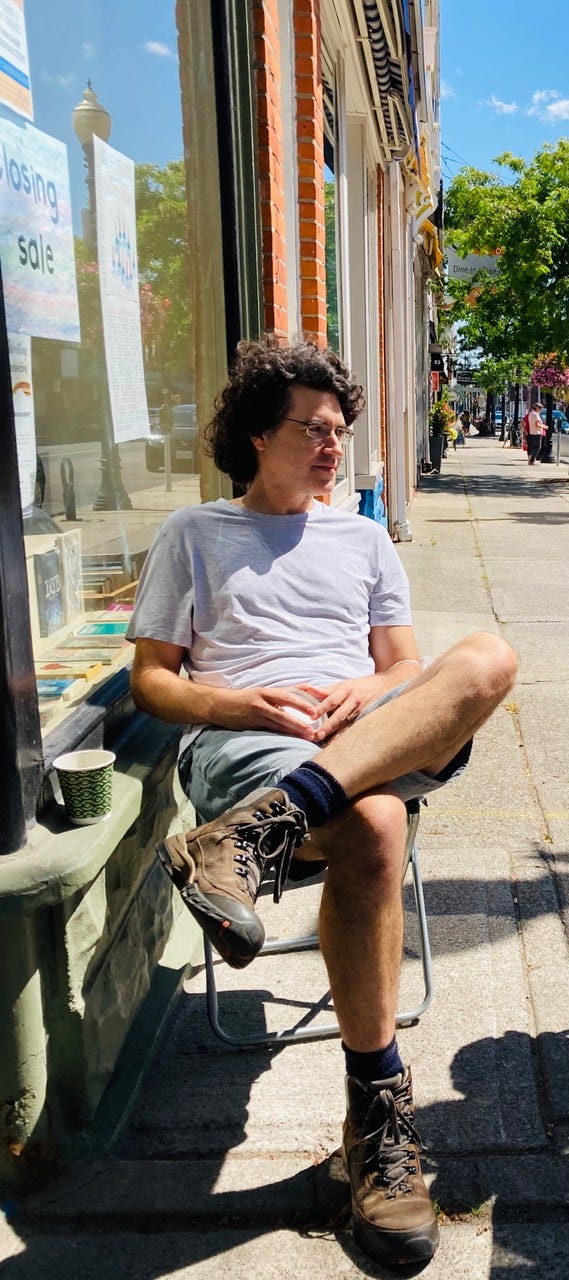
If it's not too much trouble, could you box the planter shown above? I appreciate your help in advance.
[429,434,444,472]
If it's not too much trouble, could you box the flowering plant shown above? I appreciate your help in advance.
[429,396,456,436]
[531,352,569,391]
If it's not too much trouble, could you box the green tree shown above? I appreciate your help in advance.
[135,160,191,374]
[325,179,339,351]
[445,141,569,364]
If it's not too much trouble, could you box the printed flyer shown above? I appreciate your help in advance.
[0,0,32,120]
[8,329,35,510]
[93,135,149,444]
[0,116,80,340]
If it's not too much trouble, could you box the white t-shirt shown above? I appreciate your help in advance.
[527,409,543,436]
[127,498,412,733]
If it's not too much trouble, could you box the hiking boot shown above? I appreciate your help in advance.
[156,787,308,970]
[342,1069,439,1266]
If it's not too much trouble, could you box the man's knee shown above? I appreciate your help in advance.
[317,792,408,878]
[460,632,518,702]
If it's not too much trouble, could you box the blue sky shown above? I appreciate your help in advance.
[440,0,569,184]
[20,0,183,228]
[11,1,569,221]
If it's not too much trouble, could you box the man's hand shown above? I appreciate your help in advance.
[300,661,425,741]
[225,685,326,740]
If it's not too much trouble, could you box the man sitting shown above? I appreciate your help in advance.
[128,340,517,1267]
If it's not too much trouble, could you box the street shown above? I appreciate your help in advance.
[37,439,196,518]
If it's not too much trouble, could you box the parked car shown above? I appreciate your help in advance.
[540,408,569,433]
[145,404,199,473]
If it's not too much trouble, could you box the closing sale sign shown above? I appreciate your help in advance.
[0,116,79,340]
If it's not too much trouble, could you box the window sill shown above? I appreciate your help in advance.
[0,714,180,919]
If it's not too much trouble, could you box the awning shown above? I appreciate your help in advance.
[359,1,420,163]
[420,218,443,275]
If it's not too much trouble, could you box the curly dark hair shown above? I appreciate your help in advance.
[203,338,365,484]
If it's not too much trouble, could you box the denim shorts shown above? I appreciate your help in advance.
[179,682,472,824]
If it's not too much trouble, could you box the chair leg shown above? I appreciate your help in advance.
[204,816,433,1048]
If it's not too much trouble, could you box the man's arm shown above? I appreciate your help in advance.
[130,637,325,739]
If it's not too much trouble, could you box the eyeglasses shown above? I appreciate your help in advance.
[281,417,354,446]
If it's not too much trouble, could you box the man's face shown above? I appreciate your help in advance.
[250,384,348,500]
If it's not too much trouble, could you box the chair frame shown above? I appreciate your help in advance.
[204,800,434,1048]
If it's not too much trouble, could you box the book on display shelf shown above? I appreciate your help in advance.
[37,678,76,699]
[76,621,129,636]
[55,530,83,623]
[41,648,115,666]
[36,659,104,681]
[34,547,64,638]
[58,634,126,650]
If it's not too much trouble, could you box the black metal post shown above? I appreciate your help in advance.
[0,263,43,853]
[542,390,554,463]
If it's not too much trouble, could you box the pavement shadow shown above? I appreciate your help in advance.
[420,460,568,504]
[0,986,349,1278]
[424,1030,569,1279]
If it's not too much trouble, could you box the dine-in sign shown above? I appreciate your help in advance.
[0,116,80,340]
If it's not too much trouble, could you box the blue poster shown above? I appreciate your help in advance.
[0,116,80,340]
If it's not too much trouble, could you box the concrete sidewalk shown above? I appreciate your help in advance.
[2,437,568,1278]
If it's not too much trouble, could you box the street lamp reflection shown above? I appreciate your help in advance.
[72,82,131,511]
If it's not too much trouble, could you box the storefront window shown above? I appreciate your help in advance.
[0,0,197,739]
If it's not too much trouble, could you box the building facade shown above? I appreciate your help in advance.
[0,0,440,1188]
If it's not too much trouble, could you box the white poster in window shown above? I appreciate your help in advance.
[8,330,36,511]
[93,135,149,444]
[0,117,80,339]
[0,0,33,121]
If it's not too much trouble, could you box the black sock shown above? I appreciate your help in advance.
[343,1035,404,1083]
[280,759,347,827]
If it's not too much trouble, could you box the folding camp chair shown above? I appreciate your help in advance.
[204,798,433,1047]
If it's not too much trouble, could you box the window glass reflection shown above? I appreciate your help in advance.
[1,1,197,738]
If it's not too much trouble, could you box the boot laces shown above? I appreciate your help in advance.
[223,799,308,904]
[357,1081,423,1197]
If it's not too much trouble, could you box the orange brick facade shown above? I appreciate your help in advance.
[252,0,328,343]
[293,0,327,343]
[252,0,289,337]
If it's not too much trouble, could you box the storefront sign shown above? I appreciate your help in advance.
[0,117,80,339]
[0,0,32,120]
[8,330,36,510]
[93,135,149,444]
[446,247,502,280]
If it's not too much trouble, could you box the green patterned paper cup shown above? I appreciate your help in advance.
[53,750,115,825]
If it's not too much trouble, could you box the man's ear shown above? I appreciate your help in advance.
[249,433,266,454]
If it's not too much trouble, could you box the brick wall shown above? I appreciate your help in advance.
[252,0,327,345]
[294,0,327,343]
[252,0,288,337]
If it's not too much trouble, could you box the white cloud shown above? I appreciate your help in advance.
[82,42,96,60]
[526,88,562,119]
[440,79,454,100]
[545,98,569,120]
[41,70,76,90]
[482,94,518,115]
[144,41,174,58]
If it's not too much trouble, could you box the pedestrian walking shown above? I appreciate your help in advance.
[523,402,545,464]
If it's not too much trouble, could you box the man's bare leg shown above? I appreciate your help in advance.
[315,793,440,1265]
[314,791,407,1051]
[315,631,517,796]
